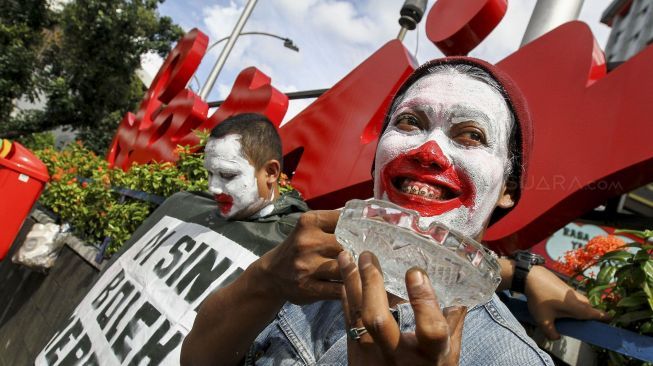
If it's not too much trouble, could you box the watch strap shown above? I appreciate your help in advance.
[512,261,531,293]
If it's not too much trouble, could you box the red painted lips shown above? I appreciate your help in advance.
[382,141,475,216]
[214,194,234,215]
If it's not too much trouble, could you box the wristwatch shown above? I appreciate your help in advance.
[510,250,545,294]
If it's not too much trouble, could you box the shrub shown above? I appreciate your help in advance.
[34,139,207,255]
[554,231,653,365]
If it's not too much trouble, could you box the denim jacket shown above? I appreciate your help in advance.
[246,294,554,365]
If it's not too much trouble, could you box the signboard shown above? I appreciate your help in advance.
[36,216,256,365]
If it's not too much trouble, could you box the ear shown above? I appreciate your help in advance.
[262,159,281,185]
[496,183,515,209]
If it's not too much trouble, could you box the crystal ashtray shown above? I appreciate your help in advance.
[335,199,501,308]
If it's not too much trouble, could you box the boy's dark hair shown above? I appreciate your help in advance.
[209,113,283,170]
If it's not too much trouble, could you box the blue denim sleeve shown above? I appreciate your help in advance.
[395,294,555,366]
[249,295,554,366]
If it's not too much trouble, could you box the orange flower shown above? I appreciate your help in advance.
[97,166,103,172]
[279,173,290,187]
[81,181,88,188]
[174,145,187,154]
[552,235,626,277]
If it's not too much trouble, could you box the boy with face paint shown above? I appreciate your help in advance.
[204,114,284,220]
[182,59,607,366]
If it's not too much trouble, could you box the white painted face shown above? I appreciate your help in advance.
[373,71,513,239]
[204,134,261,219]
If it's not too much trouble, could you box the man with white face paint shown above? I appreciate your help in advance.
[373,65,516,240]
[182,59,607,366]
[204,116,282,220]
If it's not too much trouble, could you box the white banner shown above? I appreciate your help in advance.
[36,216,258,365]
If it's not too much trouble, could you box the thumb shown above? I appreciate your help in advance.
[443,306,466,363]
[538,318,560,340]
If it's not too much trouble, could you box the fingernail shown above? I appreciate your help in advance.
[407,267,425,286]
[359,251,373,269]
[337,251,351,267]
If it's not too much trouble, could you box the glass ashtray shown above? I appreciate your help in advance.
[335,199,501,308]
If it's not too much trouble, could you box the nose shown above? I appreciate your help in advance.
[407,141,451,171]
[208,177,223,195]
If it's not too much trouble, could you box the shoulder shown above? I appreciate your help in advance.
[460,294,554,366]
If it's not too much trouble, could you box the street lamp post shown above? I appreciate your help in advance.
[205,32,299,54]
[197,30,299,98]
[199,0,258,99]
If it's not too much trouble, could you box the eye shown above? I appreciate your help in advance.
[219,172,238,180]
[452,125,487,146]
[393,114,422,132]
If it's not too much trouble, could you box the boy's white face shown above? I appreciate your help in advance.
[373,72,513,238]
[204,134,261,219]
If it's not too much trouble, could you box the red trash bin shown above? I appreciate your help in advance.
[0,139,50,260]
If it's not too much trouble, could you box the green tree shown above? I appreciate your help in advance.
[0,0,51,123]
[1,0,183,153]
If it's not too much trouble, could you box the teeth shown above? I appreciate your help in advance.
[399,178,448,200]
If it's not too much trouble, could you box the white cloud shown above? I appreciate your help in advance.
[275,0,318,20]
[311,1,379,44]
[162,0,619,103]
[202,1,242,40]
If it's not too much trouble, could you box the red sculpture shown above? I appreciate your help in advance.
[106,1,653,254]
[426,0,507,56]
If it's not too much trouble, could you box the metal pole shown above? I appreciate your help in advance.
[521,0,584,47]
[397,27,408,41]
[199,0,258,99]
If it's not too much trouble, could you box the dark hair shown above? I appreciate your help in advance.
[209,113,283,170]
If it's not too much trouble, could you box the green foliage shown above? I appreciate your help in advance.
[35,139,207,255]
[579,231,653,365]
[0,0,51,122]
[16,131,56,151]
[1,0,183,154]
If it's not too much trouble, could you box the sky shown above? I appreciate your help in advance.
[148,0,615,123]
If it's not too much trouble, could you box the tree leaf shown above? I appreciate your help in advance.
[614,309,653,326]
[617,292,648,307]
[597,265,617,285]
[641,321,653,334]
[634,248,652,263]
[600,250,633,262]
[588,283,614,297]
[643,260,653,280]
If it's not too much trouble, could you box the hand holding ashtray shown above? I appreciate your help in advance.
[335,199,501,308]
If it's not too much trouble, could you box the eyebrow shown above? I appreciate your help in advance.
[204,158,241,171]
[394,98,492,126]
[446,104,491,125]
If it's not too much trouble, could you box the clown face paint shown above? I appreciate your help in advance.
[204,134,261,219]
[374,71,513,239]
